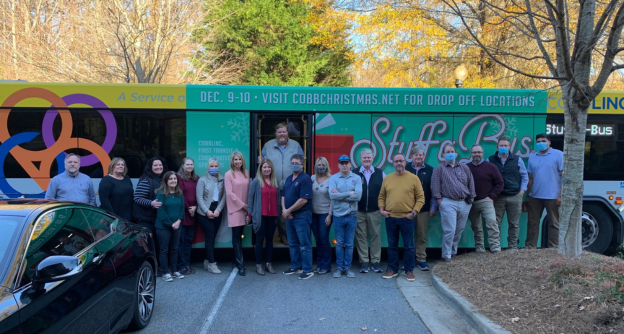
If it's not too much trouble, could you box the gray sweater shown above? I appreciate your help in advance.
[248,178,281,233]
[311,175,333,215]
[196,174,226,216]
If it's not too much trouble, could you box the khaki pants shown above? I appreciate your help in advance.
[493,193,523,249]
[414,211,430,262]
[526,196,559,248]
[355,211,382,264]
[468,199,501,252]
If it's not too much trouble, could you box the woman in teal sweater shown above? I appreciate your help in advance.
[156,171,185,282]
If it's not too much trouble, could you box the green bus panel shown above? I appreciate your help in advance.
[187,111,253,247]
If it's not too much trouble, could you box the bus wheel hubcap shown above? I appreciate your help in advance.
[581,212,599,247]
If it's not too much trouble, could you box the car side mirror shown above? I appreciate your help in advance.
[32,255,82,289]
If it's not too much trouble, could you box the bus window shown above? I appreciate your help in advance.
[547,115,624,181]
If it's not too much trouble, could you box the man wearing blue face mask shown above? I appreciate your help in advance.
[282,154,315,279]
[487,136,529,250]
[526,133,563,249]
[431,144,476,262]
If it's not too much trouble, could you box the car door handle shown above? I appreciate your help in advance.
[93,253,105,265]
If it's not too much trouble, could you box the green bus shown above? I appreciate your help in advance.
[0,83,555,249]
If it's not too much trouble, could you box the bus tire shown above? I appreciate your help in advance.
[582,203,613,254]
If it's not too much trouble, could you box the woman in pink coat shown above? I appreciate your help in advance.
[224,151,250,276]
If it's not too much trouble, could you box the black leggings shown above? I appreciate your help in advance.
[197,202,222,263]
[255,216,277,264]
[231,225,244,249]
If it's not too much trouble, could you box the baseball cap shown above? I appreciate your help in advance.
[338,155,350,163]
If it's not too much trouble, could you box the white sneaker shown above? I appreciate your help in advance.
[162,273,173,282]
[172,272,185,279]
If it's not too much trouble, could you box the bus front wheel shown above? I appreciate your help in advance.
[582,203,613,254]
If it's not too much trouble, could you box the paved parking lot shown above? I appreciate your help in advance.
[129,257,430,334]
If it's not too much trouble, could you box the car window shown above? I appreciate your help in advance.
[79,209,115,242]
[0,217,23,274]
[17,208,95,288]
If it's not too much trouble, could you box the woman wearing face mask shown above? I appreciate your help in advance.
[196,158,226,274]
[155,171,185,282]
[310,157,333,274]
[99,157,133,221]
[176,157,199,275]
[224,151,250,276]
[247,158,280,275]
[133,157,168,258]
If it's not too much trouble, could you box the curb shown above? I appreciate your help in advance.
[431,273,512,334]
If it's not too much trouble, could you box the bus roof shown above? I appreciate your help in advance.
[0,82,547,114]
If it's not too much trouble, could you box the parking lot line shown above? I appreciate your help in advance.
[198,268,238,334]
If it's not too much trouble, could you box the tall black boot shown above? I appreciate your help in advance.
[233,243,246,276]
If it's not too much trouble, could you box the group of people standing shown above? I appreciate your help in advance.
[45,123,563,283]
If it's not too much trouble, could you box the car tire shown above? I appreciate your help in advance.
[128,261,156,330]
[583,203,613,254]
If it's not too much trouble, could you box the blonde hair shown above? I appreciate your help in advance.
[204,158,219,177]
[256,158,278,188]
[314,157,332,178]
[107,157,127,177]
[229,151,248,178]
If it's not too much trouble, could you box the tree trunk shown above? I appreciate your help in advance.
[558,88,588,257]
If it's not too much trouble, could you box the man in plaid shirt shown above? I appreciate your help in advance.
[431,144,476,262]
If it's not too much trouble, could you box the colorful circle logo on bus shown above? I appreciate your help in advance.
[0,88,115,198]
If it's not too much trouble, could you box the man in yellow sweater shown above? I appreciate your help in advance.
[379,153,425,282]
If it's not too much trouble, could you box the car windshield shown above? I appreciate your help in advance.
[0,217,23,273]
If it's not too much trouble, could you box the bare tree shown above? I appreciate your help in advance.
[0,0,239,84]
[440,0,624,256]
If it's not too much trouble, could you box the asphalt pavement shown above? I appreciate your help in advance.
[127,258,435,334]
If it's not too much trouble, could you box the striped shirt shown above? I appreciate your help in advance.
[134,178,155,207]
[431,162,476,200]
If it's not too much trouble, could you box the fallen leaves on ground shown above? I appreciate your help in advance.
[434,249,624,334]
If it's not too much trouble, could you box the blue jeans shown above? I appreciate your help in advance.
[286,210,313,273]
[177,224,195,270]
[311,213,332,271]
[386,217,415,273]
[333,213,357,271]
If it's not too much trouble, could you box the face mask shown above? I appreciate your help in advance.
[290,164,303,172]
[498,147,509,155]
[208,168,219,175]
[445,153,456,162]
[536,142,548,151]
[316,166,327,174]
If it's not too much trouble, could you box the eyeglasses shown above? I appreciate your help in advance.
[471,151,483,154]
[393,160,405,163]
